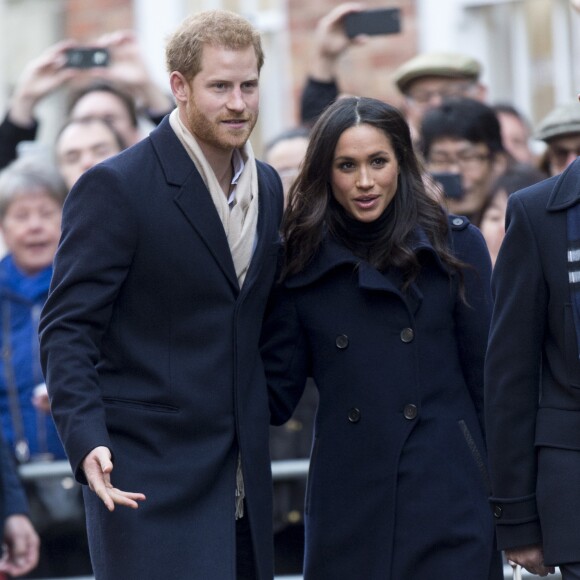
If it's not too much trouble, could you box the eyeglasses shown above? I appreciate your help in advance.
[427,151,493,172]
[405,82,478,106]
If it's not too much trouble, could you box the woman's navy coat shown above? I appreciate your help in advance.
[262,217,502,579]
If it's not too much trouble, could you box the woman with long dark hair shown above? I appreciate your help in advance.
[262,97,502,579]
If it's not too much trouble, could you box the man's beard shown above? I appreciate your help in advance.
[186,99,257,151]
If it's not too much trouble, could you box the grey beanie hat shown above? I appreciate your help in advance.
[534,101,580,141]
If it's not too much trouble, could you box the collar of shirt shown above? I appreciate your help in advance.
[228,148,245,206]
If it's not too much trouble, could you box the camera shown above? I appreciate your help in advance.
[65,47,110,68]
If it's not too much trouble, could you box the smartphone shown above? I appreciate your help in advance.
[344,8,402,38]
[65,47,110,68]
[431,172,464,200]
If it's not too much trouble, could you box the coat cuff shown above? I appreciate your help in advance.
[490,493,542,550]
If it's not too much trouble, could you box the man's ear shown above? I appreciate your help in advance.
[170,72,190,104]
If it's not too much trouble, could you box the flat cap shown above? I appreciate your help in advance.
[534,101,580,141]
[393,52,482,94]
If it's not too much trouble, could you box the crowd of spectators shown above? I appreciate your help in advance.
[0,2,579,577]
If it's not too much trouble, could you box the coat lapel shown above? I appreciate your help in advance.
[150,117,239,292]
[287,237,405,298]
[173,172,239,292]
[285,230,450,316]
[547,157,580,212]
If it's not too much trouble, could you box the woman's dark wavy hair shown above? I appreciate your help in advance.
[281,96,465,288]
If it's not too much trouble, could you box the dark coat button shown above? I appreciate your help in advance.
[400,328,414,343]
[336,335,349,349]
[493,505,503,519]
[348,408,361,423]
[403,404,418,420]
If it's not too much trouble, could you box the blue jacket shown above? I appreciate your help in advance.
[0,427,28,523]
[0,255,65,461]
[262,217,502,580]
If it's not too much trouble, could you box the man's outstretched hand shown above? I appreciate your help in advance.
[82,446,146,511]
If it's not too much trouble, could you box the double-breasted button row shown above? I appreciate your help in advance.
[403,404,418,420]
[337,331,414,347]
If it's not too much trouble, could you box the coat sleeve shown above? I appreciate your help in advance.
[452,222,493,433]
[0,114,38,170]
[300,77,339,126]
[260,283,311,426]
[484,193,545,550]
[39,163,138,484]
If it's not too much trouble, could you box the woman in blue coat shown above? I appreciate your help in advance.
[261,97,502,579]
[0,156,67,462]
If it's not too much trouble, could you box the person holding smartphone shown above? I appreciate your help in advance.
[0,31,174,171]
[421,97,511,227]
[299,3,487,143]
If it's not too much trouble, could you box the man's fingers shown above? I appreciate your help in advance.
[107,488,146,509]
[95,449,114,474]
[94,486,146,511]
[82,447,145,510]
[92,480,116,512]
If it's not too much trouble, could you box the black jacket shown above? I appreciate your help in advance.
[486,158,580,565]
[40,116,283,580]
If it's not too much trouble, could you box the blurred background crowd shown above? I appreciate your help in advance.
[0,0,579,578]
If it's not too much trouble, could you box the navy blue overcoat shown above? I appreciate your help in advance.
[39,116,283,579]
[262,217,502,579]
[486,159,580,565]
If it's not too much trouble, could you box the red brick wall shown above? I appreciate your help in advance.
[63,0,133,41]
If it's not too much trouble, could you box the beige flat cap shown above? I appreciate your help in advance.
[393,52,482,94]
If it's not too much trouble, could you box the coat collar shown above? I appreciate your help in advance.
[285,226,446,314]
[547,157,580,212]
[149,116,276,294]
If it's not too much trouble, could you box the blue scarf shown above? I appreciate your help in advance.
[568,203,580,359]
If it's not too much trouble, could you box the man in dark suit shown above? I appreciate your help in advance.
[485,107,580,576]
[39,9,283,580]
[0,431,39,576]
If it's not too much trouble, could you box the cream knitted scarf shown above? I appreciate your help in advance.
[169,108,259,287]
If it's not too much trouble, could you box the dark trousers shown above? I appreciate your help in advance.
[236,510,257,580]
[561,563,580,579]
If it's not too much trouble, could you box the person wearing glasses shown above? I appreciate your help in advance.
[299,3,487,144]
[535,100,580,177]
[421,98,510,227]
